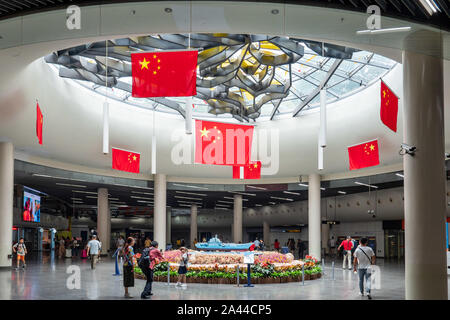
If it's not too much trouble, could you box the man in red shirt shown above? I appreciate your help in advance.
[338,236,354,270]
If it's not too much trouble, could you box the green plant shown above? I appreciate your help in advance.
[153,261,169,272]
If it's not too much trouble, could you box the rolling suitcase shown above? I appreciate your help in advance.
[81,249,88,259]
[65,248,72,258]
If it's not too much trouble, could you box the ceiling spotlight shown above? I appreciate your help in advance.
[271,9,279,14]
[164,7,173,13]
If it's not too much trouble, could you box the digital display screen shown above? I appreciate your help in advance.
[23,191,41,222]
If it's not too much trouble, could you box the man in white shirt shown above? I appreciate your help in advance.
[353,237,376,299]
[86,235,101,269]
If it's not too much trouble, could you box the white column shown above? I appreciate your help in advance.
[154,174,166,251]
[166,207,171,245]
[403,30,447,300]
[263,221,270,250]
[0,142,13,268]
[308,173,321,261]
[233,195,243,243]
[190,204,198,248]
[97,188,110,254]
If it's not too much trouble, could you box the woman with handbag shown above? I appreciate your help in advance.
[122,237,136,298]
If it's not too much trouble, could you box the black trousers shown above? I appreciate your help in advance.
[141,267,153,297]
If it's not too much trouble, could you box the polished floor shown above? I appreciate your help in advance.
[0,253,448,300]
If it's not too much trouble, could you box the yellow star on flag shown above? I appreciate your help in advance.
[200,127,210,138]
[140,58,150,70]
[370,144,375,151]
[133,155,137,161]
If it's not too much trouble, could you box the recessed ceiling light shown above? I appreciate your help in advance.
[217,200,234,204]
[395,173,404,178]
[271,9,279,14]
[173,183,209,190]
[298,183,308,187]
[224,196,248,201]
[71,190,98,195]
[174,195,203,201]
[255,204,263,207]
[269,202,276,205]
[175,191,207,196]
[247,185,267,190]
[354,181,378,189]
[270,196,294,201]
[283,191,300,195]
[56,183,87,188]
[337,191,346,195]
[229,191,256,197]
[130,196,153,200]
[131,191,153,196]
[320,187,326,191]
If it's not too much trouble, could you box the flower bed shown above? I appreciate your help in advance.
[134,255,322,284]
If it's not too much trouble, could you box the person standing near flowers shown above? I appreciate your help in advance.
[146,241,164,296]
[123,237,136,298]
[176,247,189,288]
[274,239,280,252]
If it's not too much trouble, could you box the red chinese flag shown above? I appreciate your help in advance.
[112,148,140,173]
[348,139,380,171]
[232,161,261,179]
[380,80,398,132]
[36,102,43,145]
[194,120,254,166]
[131,50,197,98]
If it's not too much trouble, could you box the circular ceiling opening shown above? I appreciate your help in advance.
[45,33,396,122]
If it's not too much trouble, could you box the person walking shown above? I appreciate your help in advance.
[86,235,101,269]
[176,247,189,288]
[259,239,265,251]
[58,238,65,258]
[274,239,280,252]
[254,238,260,250]
[338,236,354,270]
[329,236,336,258]
[72,237,79,257]
[297,239,305,259]
[123,237,136,298]
[353,237,376,299]
[13,238,27,270]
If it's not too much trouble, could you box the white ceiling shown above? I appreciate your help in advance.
[0,1,449,183]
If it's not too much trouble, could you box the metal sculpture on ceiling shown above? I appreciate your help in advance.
[45,33,360,121]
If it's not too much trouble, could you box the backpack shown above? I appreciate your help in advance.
[138,247,151,270]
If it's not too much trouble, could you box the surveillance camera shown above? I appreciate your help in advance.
[400,143,416,156]
[445,152,450,159]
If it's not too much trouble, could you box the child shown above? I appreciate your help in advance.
[13,238,27,270]
[176,247,189,288]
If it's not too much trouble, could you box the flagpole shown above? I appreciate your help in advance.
[151,108,157,175]
[103,40,110,155]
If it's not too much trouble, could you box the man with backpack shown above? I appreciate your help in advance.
[139,241,164,299]
[338,236,354,270]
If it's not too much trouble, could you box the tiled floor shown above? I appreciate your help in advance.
[0,253,447,300]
